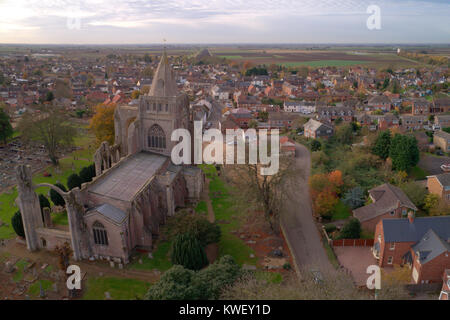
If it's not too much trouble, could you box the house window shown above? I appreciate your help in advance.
[390,243,395,250]
[93,221,108,246]
[153,103,156,111]
[387,256,393,264]
[158,103,162,112]
[148,124,166,149]
[402,208,407,216]
[165,104,168,112]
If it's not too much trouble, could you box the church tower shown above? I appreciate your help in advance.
[134,50,190,157]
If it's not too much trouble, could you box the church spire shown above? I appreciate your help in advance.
[148,43,177,97]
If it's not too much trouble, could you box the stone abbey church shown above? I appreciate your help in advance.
[16,52,204,264]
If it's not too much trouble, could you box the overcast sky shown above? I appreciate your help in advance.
[0,0,448,44]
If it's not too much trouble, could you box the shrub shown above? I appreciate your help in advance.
[50,183,67,207]
[145,265,198,300]
[324,224,337,234]
[11,211,25,238]
[67,173,83,190]
[38,194,50,212]
[338,218,361,239]
[194,255,241,299]
[310,139,321,152]
[79,164,96,183]
[145,255,240,300]
[165,210,221,246]
[171,233,208,271]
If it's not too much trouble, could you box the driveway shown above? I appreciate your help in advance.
[334,246,377,286]
[281,143,333,274]
[418,153,450,175]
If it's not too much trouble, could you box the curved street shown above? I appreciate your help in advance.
[281,143,333,273]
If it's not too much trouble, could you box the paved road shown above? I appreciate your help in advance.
[281,143,333,274]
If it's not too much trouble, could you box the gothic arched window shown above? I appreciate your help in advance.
[93,221,108,246]
[148,124,166,149]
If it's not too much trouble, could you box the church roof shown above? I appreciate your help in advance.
[88,152,167,201]
[94,203,127,224]
[148,50,178,97]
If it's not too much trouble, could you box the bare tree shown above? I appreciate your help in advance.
[18,105,77,165]
[224,156,301,234]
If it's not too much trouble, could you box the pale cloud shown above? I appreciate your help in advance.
[0,0,448,43]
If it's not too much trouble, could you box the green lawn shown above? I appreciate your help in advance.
[128,241,173,272]
[255,271,283,284]
[331,200,351,221]
[12,259,29,282]
[204,165,257,266]
[408,166,429,181]
[28,279,54,297]
[52,212,69,226]
[82,277,151,300]
[195,201,207,215]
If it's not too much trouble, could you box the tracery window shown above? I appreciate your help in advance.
[148,124,166,149]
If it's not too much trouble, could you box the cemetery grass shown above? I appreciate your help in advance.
[82,277,151,300]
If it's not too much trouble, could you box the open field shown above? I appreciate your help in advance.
[211,47,425,69]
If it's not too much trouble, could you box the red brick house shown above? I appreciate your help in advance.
[426,173,450,204]
[353,183,417,232]
[439,269,450,300]
[373,215,450,284]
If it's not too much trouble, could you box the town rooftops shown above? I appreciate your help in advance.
[382,216,450,243]
[304,118,332,131]
[368,95,391,105]
[353,183,417,222]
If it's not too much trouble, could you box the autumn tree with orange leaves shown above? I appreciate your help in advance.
[309,170,344,219]
[89,103,117,146]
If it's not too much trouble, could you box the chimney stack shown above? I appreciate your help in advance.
[408,211,415,224]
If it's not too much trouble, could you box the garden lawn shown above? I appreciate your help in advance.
[204,165,257,266]
[82,277,151,300]
[408,166,429,181]
[128,241,172,271]
[331,200,351,221]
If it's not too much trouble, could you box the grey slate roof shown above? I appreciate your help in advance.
[94,203,127,224]
[353,183,417,222]
[433,173,450,188]
[382,216,450,243]
[411,229,450,264]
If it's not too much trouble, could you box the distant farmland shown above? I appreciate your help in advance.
[278,60,368,67]
[211,47,420,69]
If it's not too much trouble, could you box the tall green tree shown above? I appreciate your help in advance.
[0,107,13,144]
[11,211,25,238]
[372,130,391,160]
[67,173,83,190]
[171,233,208,271]
[50,183,67,207]
[389,134,419,171]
